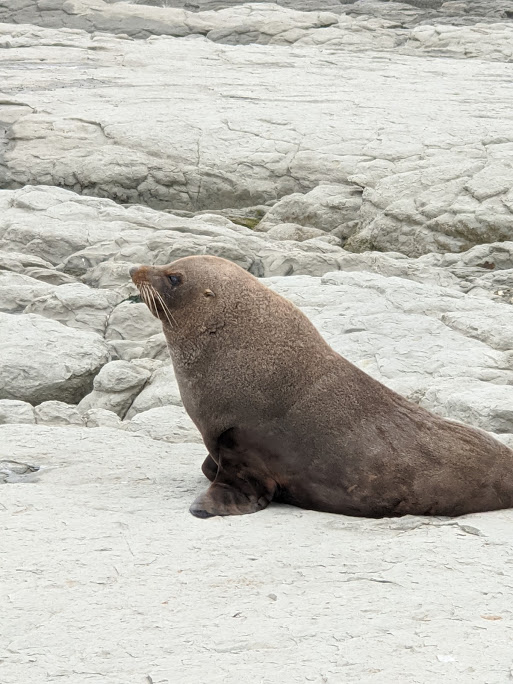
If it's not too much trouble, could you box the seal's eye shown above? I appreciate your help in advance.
[168,275,181,286]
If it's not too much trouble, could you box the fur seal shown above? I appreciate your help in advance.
[130,256,513,519]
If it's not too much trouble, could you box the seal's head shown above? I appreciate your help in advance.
[129,257,225,326]
[129,256,251,332]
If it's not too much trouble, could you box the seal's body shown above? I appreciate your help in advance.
[130,256,513,518]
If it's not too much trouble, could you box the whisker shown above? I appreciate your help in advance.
[136,281,177,330]
[152,289,170,326]
[152,287,174,327]
[147,285,159,320]
[153,288,178,329]
[161,295,178,329]
[143,284,157,319]
[140,283,152,314]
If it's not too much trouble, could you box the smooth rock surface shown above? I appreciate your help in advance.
[82,407,122,428]
[0,399,36,425]
[34,401,84,426]
[105,300,164,341]
[141,332,169,361]
[107,339,147,361]
[257,184,362,240]
[0,250,56,274]
[25,283,123,336]
[125,364,182,418]
[2,17,513,255]
[265,223,328,242]
[2,424,513,684]
[0,313,111,404]
[122,405,202,442]
[418,380,513,434]
[0,271,56,313]
[77,360,153,417]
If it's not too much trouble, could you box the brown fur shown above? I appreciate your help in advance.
[130,256,513,518]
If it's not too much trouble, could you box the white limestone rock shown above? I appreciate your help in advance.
[82,407,122,428]
[418,381,513,434]
[0,0,339,42]
[141,333,169,361]
[77,360,152,417]
[0,250,55,273]
[0,399,36,425]
[0,313,110,404]
[2,422,513,683]
[0,188,154,265]
[330,242,513,294]
[106,230,264,276]
[5,0,512,47]
[34,401,84,426]
[106,301,163,341]
[348,159,513,257]
[82,261,140,298]
[107,340,146,361]
[0,249,77,286]
[334,250,464,289]
[258,184,362,239]
[421,240,513,271]
[440,310,513,352]
[101,228,347,279]
[0,272,56,313]
[1,21,512,256]
[125,364,182,419]
[266,223,328,242]
[131,358,163,375]
[122,405,201,443]
[24,283,123,336]
[22,267,76,287]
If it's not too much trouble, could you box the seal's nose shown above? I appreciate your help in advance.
[129,265,139,278]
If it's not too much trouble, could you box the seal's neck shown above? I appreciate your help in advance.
[163,318,224,371]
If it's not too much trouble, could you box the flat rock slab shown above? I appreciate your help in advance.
[2,19,513,254]
[1,424,513,683]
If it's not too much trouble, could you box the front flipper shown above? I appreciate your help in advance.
[201,454,218,482]
[190,479,272,518]
[190,428,276,518]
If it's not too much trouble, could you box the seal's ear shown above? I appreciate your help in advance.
[204,289,215,298]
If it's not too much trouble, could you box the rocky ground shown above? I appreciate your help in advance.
[2,1,513,682]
